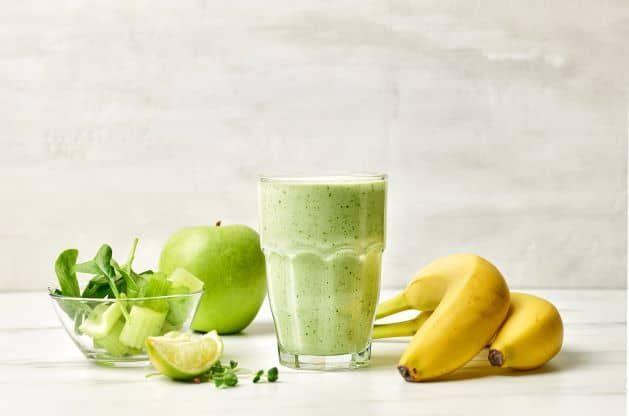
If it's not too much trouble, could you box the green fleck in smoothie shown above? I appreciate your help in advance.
[259,175,386,366]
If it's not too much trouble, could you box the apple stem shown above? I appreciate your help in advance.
[215,220,222,227]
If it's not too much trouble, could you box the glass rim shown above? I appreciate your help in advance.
[48,288,204,302]
[259,173,387,184]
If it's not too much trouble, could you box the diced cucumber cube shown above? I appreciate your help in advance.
[119,305,167,349]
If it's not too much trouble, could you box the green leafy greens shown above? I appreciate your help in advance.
[51,239,200,358]
[61,239,152,301]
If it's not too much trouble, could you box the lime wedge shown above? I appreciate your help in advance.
[146,330,222,380]
[167,268,204,292]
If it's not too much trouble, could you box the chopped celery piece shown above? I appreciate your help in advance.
[143,272,171,297]
[139,272,171,312]
[79,303,123,338]
[165,285,192,328]
[167,268,204,292]
[119,305,167,349]
[163,268,202,328]
[93,319,140,357]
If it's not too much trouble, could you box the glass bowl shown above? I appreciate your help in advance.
[50,291,203,366]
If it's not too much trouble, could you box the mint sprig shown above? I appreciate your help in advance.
[194,360,239,388]
[190,361,279,388]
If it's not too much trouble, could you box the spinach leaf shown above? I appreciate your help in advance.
[81,273,128,298]
[81,274,111,298]
[118,238,140,293]
[75,260,101,275]
[54,249,80,297]
[94,244,115,279]
[114,265,136,295]
[92,244,130,320]
[123,238,139,271]
[91,244,120,298]
[78,241,139,299]
[74,244,116,281]
[53,240,146,322]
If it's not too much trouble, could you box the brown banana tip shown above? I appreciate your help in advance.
[397,365,418,382]
[488,349,504,367]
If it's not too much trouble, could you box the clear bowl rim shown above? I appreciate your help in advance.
[258,173,387,184]
[48,288,204,302]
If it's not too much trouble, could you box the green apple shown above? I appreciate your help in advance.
[159,222,266,334]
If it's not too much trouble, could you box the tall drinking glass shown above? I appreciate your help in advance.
[258,174,387,370]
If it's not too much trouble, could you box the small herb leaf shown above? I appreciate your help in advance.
[267,367,278,382]
[223,371,238,387]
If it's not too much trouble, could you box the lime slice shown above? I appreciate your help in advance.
[167,268,204,292]
[146,330,222,380]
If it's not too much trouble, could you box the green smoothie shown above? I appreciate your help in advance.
[258,175,386,368]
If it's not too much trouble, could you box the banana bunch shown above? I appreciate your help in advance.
[374,253,563,381]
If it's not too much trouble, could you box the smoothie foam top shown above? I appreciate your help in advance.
[259,174,386,184]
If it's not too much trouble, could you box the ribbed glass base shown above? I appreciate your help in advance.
[278,344,371,370]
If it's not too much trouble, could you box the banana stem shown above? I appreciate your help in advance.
[373,319,416,339]
[373,312,431,339]
[375,293,409,319]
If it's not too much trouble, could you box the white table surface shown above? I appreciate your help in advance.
[0,289,625,416]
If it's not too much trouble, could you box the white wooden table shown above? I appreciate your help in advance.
[0,290,625,416]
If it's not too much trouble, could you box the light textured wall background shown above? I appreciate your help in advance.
[1,1,627,291]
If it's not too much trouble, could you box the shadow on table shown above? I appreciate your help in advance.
[369,341,586,382]
[239,321,277,336]
[369,338,408,369]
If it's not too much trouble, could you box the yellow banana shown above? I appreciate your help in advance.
[372,311,431,339]
[378,253,510,382]
[488,292,563,370]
